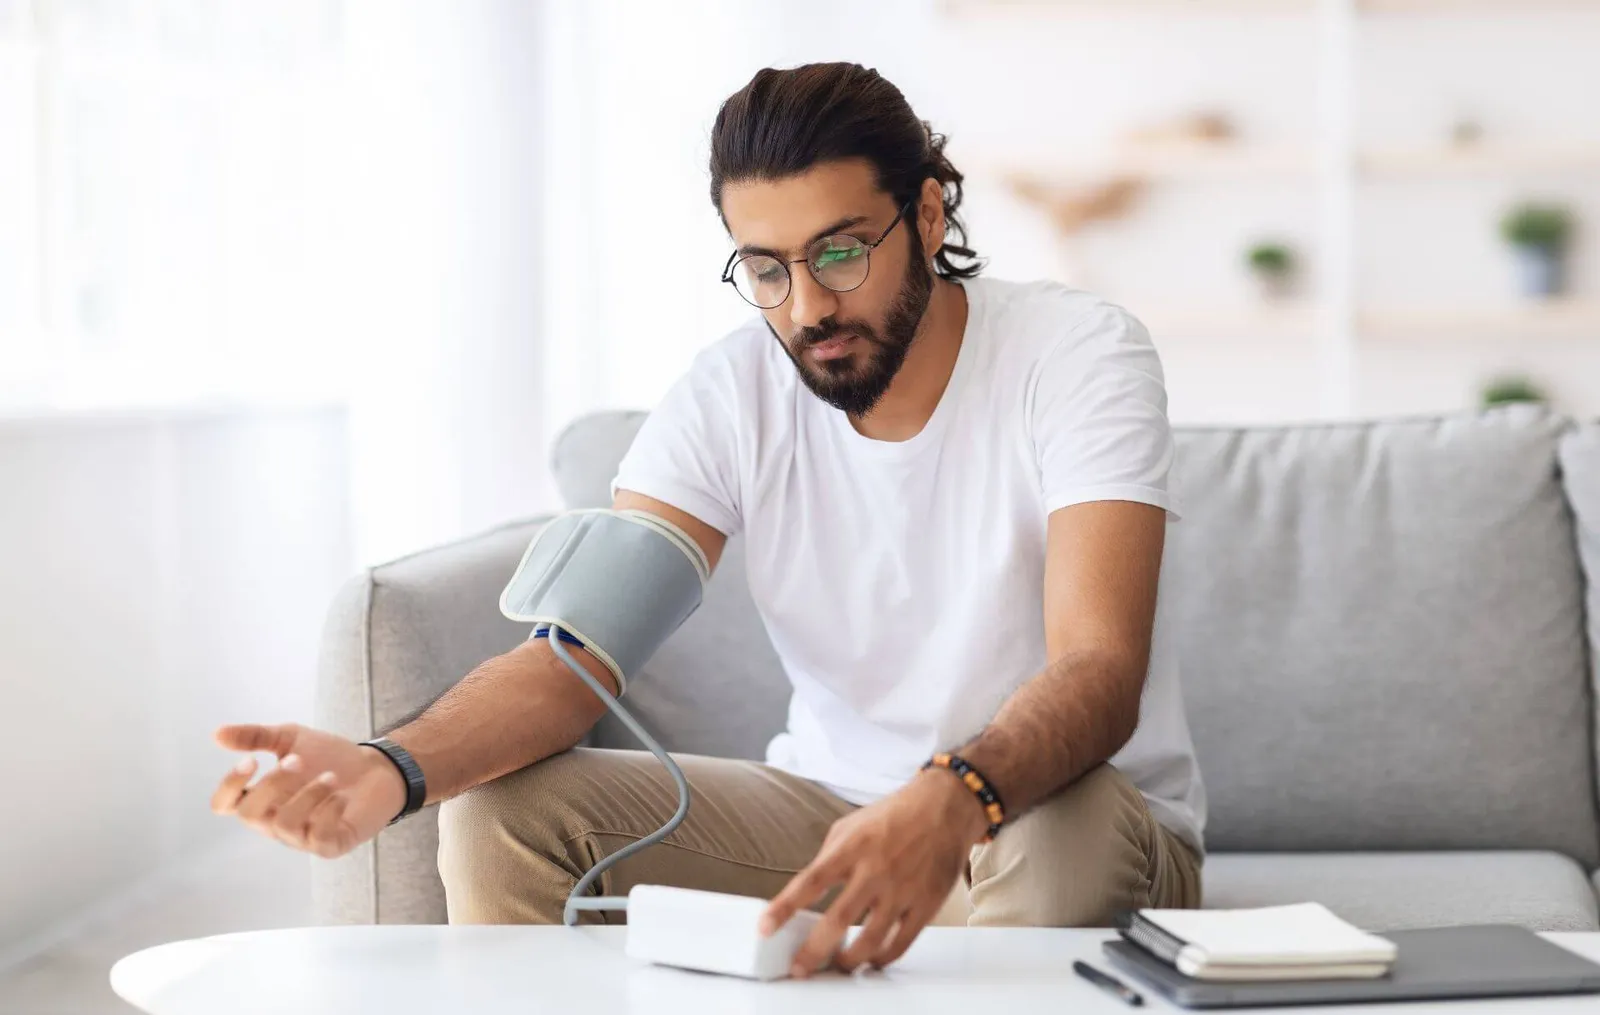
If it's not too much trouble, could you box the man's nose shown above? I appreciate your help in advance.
[787,267,839,330]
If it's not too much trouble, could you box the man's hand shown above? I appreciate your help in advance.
[759,768,989,977]
[210,723,409,858]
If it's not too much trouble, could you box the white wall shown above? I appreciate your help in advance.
[0,407,351,963]
[339,0,551,562]
[540,0,1600,429]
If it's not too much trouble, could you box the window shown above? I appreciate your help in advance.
[2,0,344,409]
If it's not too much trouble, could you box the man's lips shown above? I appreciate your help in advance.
[807,335,857,361]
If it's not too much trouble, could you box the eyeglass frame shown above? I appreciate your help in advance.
[719,198,917,309]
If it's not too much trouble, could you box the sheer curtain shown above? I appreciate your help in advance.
[4,0,554,566]
[1,0,347,408]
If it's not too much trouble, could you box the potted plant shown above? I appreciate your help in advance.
[1480,374,1546,408]
[1499,203,1573,298]
[1245,241,1295,300]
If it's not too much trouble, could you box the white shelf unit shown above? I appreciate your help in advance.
[941,0,1314,14]
[1359,144,1600,177]
[953,0,1600,417]
[1360,0,1600,11]
[1360,301,1600,341]
[977,144,1315,182]
[945,0,1600,14]
[990,142,1600,182]
[1116,301,1600,343]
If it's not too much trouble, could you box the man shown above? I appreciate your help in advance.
[210,62,1205,977]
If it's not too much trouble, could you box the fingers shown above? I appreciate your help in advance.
[303,792,359,859]
[234,754,310,826]
[210,756,258,815]
[214,723,297,757]
[835,899,901,972]
[791,869,875,979]
[872,901,938,969]
[212,723,297,823]
[761,853,846,938]
[270,771,339,844]
[276,775,358,859]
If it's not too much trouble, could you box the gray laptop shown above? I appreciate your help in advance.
[1103,924,1600,1009]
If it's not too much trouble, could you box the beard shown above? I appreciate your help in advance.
[767,238,935,417]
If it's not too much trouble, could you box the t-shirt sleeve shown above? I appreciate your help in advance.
[1031,303,1181,521]
[609,351,744,537]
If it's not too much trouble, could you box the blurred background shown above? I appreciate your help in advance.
[2,0,1597,1009]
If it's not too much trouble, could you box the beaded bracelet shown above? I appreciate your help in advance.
[922,752,1006,843]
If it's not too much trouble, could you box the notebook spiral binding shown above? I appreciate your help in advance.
[1120,915,1190,968]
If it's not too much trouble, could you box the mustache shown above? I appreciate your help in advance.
[796,319,880,348]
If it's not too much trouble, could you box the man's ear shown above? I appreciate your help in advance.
[918,177,946,264]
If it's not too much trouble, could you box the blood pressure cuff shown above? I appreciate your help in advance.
[499,509,709,695]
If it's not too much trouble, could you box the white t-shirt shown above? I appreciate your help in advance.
[612,277,1206,853]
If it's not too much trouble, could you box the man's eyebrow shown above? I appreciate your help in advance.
[736,214,872,258]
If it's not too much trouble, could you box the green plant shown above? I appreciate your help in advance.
[1246,242,1294,276]
[1499,203,1573,252]
[1480,375,1547,408]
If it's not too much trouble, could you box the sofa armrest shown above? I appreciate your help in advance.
[311,516,552,925]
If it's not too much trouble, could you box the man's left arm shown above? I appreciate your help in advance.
[958,498,1163,817]
[762,498,1166,976]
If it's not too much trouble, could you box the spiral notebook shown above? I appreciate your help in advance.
[1119,903,1398,981]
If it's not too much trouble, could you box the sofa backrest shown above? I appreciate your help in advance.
[552,407,1600,864]
[1163,407,1596,864]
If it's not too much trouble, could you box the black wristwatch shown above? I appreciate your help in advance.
[359,736,427,826]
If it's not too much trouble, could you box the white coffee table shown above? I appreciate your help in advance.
[111,925,1600,1014]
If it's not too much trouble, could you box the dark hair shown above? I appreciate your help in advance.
[709,62,983,281]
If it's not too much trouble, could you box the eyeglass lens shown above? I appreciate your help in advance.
[730,234,873,309]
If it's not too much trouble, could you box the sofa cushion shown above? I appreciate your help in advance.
[1204,852,1600,933]
[1559,421,1600,822]
[1168,406,1597,865]
[553,411,791,759]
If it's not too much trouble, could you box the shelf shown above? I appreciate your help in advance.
[988,141,1600,185]
[941,0,1313,15]
[1139,303,1320,340]
[1360,144,1600,176]
[1358,301,1600,341]
[943,0,1600,16]
[983,144,1314,184]
[1135,302,1600,341]
[1360,0,1600,12]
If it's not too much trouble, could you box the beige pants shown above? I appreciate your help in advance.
[436,748,1201,927]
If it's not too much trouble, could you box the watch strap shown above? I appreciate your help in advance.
[359,736,426,826]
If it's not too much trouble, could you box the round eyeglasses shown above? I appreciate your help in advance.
[720,200,914,310]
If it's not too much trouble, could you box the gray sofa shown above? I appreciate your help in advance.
[313,405,1600,932]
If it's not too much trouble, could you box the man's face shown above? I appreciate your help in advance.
[720,159,934,416]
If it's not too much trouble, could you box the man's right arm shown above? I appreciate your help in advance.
[209,490,727,858]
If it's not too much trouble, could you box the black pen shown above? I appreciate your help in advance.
[1073,959,1144,1007]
